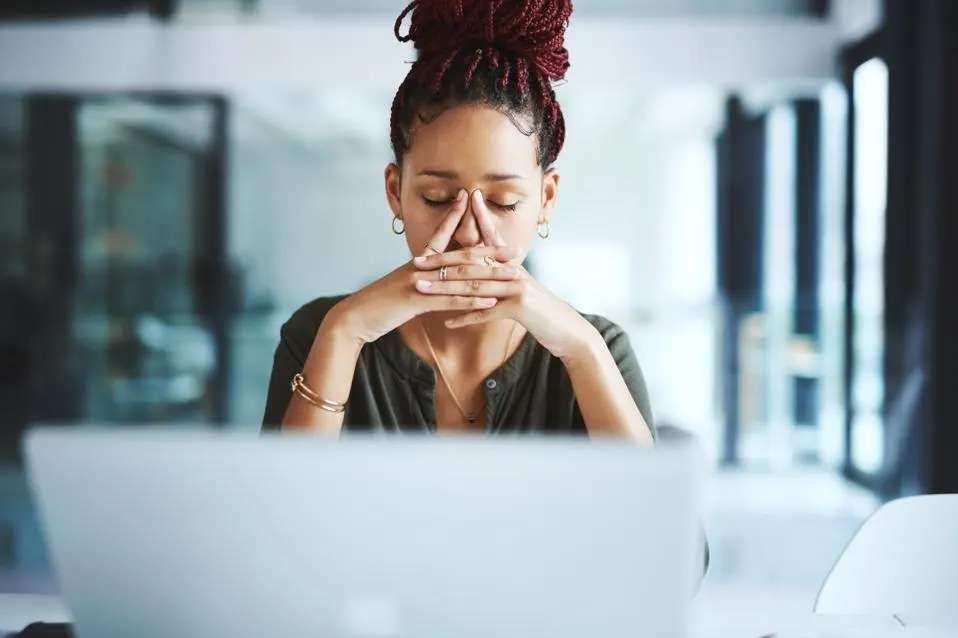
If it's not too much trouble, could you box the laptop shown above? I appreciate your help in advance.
[24,426,704,638]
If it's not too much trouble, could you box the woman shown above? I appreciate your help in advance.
[261,0,654,444]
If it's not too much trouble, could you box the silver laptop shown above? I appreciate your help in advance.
[24,426,704,638]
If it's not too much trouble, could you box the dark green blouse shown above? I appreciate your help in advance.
[261,294,655,436]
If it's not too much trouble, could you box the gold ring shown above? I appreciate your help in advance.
[483,255,497,268]
[423,242,442,255]
[440,265,448,281]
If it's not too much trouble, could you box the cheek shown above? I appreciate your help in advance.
[399,197,436,231]
[497,210,538,245]
[393,197,430,252]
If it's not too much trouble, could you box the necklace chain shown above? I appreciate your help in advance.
[419,318,520,426]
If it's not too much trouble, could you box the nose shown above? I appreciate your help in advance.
[452,206,484,248]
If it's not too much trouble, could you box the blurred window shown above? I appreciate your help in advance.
[849,58,888,475]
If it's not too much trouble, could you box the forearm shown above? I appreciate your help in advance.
[281,304,363,435]
[560,323,654,446]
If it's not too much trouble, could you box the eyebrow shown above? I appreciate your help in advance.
[417,169,524,182]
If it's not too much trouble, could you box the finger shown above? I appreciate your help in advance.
[416,279,521,297]
[444,306,503,329]
[422,294,498,313]
[470,189,506,248]
[413,244,518,269]
[415,263,520,282]
[417,189,468,258]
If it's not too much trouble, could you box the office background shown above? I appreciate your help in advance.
[1,0,956,631]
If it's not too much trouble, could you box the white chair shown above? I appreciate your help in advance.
[814,493,958,619]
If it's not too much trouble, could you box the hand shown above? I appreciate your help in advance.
[412,190,597,360]
[328,189,524,345]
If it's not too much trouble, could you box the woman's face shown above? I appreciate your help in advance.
[385,104,559,264]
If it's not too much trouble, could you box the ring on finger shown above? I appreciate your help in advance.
[483,255,497,268]
[439,265,448,281]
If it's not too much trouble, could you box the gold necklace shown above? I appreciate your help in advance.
[419,318,520,425]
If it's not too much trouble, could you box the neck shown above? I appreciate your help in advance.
[407,311,523,373]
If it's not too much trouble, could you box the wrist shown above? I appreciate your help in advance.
[319,299,365,350]
[300,320,363,393]
[305,304,364,373]
[559,320,605,367]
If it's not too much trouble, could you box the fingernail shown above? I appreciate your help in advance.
[414,255,427,263]
[456,189,466,201]
[417,280,432,289]
[473,189,484,201]
[480,297,496,306]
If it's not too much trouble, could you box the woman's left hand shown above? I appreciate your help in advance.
[412,190,597,360]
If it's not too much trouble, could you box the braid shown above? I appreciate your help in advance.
[463,47,484,87]
[391,0,573,169]
[515,56,529,96]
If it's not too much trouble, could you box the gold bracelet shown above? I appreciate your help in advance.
[293,380,346,413]
[292,373,346,412]
[290,373,346,413]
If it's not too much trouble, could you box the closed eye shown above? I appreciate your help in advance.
[422,197,519,213]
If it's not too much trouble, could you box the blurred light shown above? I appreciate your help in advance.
[850,57,888,475]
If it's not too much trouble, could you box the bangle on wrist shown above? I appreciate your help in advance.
[290,372,347,413]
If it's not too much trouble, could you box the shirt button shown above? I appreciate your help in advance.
[485,378,498,390]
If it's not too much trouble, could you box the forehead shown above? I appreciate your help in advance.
[404,104,539,177]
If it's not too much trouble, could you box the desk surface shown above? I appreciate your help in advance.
[1,593,955,638]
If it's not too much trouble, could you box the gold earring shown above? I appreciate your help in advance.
[537,219,550,239]
[392,216,405,235]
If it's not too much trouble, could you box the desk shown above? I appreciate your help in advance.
[0,593,955,638]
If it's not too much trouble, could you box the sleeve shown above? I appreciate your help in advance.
[261,320,307,431]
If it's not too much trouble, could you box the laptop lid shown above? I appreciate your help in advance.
[25,427,704,638]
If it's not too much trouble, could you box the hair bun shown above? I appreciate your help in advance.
[395,0,572,82]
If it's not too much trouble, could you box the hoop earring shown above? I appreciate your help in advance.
[392,216,405,235]
[537,220,550,239]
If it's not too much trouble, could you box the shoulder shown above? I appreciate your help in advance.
[572,309,646,381]
[577,310,649,387]
[278,294,351,360]
[284,294,350,331]
[576,311,634,355]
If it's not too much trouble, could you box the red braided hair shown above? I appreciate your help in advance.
[389,0,573,169]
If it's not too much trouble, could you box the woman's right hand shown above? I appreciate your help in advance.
[326,189,519,345]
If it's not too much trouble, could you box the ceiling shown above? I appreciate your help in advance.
[203,0,828,19]
[0,0,831,23]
